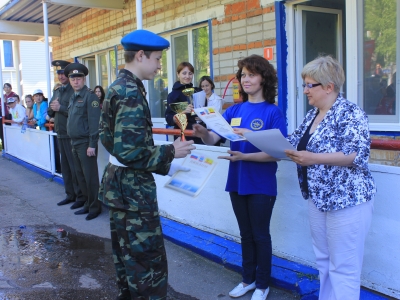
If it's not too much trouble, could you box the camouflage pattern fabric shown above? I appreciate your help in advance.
[110,208,167,300]
[99,69,175,298]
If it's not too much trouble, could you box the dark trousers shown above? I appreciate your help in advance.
[71,141,101,214]
[109,208,168,299]
[230,192,276,289]
[58,137,83,202]
[0,118,3,145]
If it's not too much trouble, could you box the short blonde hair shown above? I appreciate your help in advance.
[301,56,345,93]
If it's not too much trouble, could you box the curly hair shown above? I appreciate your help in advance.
[235,54,277,103]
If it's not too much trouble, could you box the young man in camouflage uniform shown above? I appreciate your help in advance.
[98,29,195,299]
[48,60,84,209]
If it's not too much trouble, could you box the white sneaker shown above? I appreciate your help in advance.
[229,281,256,297]
[251,288,270,300]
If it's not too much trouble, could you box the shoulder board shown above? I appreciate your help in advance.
[53,86,60,91]
[87,88,94,93]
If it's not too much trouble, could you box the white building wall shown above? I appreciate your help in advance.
[19,41,54,98]
[1,41,54,100]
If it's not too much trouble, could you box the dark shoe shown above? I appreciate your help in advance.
[70,201,85,209]
[74,208,89,215]
[57,198,75,206]
[86,212,101,221]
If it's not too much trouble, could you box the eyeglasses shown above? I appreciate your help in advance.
[302,83,322,89]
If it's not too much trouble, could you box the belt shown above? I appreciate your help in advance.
[109,155,127,167]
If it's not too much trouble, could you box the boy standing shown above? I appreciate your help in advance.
[98,29,195,299]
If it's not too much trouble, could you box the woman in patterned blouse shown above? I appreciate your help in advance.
[285,56,376,300]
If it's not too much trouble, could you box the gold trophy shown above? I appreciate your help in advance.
[170,102,189,141]
[182,87,196,115]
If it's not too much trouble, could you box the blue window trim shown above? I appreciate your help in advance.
[275,1,288,125]
[3,40,14,68]
[208,19,214,79]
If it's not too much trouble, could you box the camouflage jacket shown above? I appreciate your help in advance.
[47,83,74,138]
[98,69,175,211]
[67,85,101,148]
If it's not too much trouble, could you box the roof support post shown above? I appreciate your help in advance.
[136,0,142,29]
[12,40,22,97]
[0,45,4,118]
[42,0,52,99]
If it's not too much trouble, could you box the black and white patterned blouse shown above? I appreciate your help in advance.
[287,94,376,212]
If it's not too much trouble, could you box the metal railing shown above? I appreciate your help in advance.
[3,118,400,151]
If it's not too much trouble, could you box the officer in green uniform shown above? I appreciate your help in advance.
[48,60,85,209]
[98,29,196,299]
[65,63,101,221]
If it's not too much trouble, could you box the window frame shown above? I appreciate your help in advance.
[80,47,118,90]
[357,0,400,130]
[145,22,211,121]
[1,40,15,69]
[163,22,210,97]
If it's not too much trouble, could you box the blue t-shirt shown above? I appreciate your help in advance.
[223,101,287,196]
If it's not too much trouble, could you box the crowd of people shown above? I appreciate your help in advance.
[0,28,376,300]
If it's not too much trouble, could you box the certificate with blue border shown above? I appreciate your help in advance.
[165,151,218,197]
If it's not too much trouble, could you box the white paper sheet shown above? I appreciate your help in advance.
[244,129,296,159]
[193,106,246,142]
[164,151,218,197]
[193,90,206,108]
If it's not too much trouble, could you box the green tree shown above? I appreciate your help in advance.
[364,0,397,67]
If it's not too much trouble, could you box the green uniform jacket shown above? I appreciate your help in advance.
[67,85,100,148]
[47,83,74,139]
[98,69,175,211]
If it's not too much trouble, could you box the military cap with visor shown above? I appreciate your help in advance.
[52,60,70,74]
[64,63,89,78]
[121,29,170,51]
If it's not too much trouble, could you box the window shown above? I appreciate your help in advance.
[148,24,211,118]
[3,40,14,68]
[362,0,398,123]
[82,49,117,93]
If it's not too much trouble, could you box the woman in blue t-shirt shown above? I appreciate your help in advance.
[193,55,286,300]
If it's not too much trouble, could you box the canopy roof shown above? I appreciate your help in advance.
[0,0,124,40]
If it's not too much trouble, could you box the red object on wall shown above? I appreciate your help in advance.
[264,47,274,60]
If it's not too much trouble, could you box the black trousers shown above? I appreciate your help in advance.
[0,118,3,145]
[71,141,101,214]
[58,137,83,202]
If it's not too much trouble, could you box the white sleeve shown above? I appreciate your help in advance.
[14,105,26,123]
[212,94,223,113]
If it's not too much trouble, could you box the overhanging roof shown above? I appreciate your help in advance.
[0,0,124,40]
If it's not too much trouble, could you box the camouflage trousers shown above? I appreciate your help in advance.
[109,208,168,300]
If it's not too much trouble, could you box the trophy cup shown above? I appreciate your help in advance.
[170,102,189,141]
[182,87,196,115]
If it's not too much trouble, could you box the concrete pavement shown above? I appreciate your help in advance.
[0,157,299,300]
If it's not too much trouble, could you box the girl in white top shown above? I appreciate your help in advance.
[199,76,223,113]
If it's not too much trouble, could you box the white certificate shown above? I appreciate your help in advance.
[244,129,296,159]
[165,151,218,197]
[193,106,246,142]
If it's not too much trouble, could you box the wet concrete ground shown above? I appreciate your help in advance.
[0,225,197,300]
[0,157,299,300]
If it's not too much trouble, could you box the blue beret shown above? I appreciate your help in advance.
[121,29,170,51]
